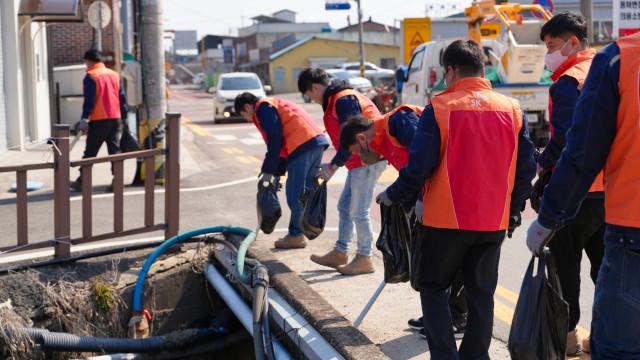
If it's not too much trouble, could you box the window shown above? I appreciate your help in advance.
[292,67,302,82]
[380,58,396,69]
[365,64,375,70]
[346,65,359,71]
[219,76,261,90]
[407,48,425,82]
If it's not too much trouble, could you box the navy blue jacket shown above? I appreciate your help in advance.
[537,42,638,250]
[322,80,363,167]
[386,105,536,218]
[255,101,329,175]
[82,74,128,119]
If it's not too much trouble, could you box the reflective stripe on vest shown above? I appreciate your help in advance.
[86,63,121,120]
[324,89,381,170]
[606,33,640,227]
[549,49,604,192]
[370,105,423,171]
[253,97,324,158]
[422,78,522,231]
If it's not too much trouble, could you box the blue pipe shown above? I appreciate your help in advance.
[132,226,254,312]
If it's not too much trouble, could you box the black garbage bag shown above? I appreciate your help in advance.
[508,250,569,360]
[531,168,552,213]
[376,203,411,284]
[299,178,327,240]
[256,179,281,234]
[120,124,141,153]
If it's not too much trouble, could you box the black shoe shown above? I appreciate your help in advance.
[417,322,466,340]
[70,178,82,192]
[105,180,114,193]
[408,317,423,331]
[453,319,467,340]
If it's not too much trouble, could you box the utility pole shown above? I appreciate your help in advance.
[140,0,167,183]
[142,0,166,122]
[356,0,365,78]
[580,0,594,44]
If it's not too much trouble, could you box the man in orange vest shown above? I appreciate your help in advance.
[377,40,536,358]
[340,106,471,340]
[71,49,128,193]
[298,68,387,275]
[536,12,605,354]
[234,92,329,248]
[526,31,640,359]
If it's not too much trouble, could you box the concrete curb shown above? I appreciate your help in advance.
[247,245,390,360]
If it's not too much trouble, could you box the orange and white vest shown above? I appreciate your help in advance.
[421,78,523,231]
[370,105,423,171]
[86,63,122,120]
[550,49,604,192]
[605,33,640,227]
[324,89,381,170]
[253,97,324,158]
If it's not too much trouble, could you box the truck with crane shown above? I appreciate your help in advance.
[402,1,553,146]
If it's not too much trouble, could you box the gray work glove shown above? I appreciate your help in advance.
[78,118,89,132]
[259,173,273,183]
[318,163,338,181]
[526,219,556,256]
[375,191,394,206]
[536,163,546,176]
[415,199,424,223]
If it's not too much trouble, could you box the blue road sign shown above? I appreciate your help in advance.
[325,3,351,10]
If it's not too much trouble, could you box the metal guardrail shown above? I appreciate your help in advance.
[0,113,181,258]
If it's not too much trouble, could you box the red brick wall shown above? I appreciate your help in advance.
[50,0,116,66]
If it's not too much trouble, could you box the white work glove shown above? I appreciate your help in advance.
[415,200,424,223]
[526,219,556,256]
[318,163,338,181]
[78,118,89,132]
[375,191,394,206]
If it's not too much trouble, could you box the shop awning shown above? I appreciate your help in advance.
[18,0,82,22]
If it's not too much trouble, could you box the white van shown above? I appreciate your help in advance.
[402,35,552,146]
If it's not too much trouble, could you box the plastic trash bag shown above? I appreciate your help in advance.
[376,203,411,283]
[257,179,281,234]
[508,250,569,360]
[299,178,327,240]
[119,124,141,153]
[409,220,422,291]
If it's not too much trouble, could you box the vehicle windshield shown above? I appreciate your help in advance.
[330,71,357,79]
[219,77,261,90]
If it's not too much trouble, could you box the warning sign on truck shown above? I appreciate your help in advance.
[403,18,431,64]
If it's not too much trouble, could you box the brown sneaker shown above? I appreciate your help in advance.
[582,336,590,354]
[310,249,348,269]
[338,254,375,275]
[274,234,306,249]
[566,329,582,356]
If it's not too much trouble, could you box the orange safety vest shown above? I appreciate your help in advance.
[370,105,423,171]
[549,49,604,192]
[85,63,122,121]
[421,78,523,231]
[253,97,324,158]
[605,33,640,227]
[325,89,381,170]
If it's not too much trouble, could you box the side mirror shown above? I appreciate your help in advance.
[208,87,217,94]
[263,85,273,93]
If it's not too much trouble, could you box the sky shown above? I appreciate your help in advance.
[162,0,469,39]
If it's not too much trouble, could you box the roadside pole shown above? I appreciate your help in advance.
[356,0,365,78]
[580,0,593,43]
[140,0,167,184]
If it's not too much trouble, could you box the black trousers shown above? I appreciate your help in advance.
[416,225,505,360]
[81,119,121,175]
[547,197,605,331]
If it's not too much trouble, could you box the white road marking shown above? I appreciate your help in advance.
[239,138,264,145]
[213,134,238,141]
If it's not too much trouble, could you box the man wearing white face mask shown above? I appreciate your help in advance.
[536,12,605,355]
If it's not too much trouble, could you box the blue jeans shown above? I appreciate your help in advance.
[285,146,324,237]
[590,245,640,359]
[335,161,387,256]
